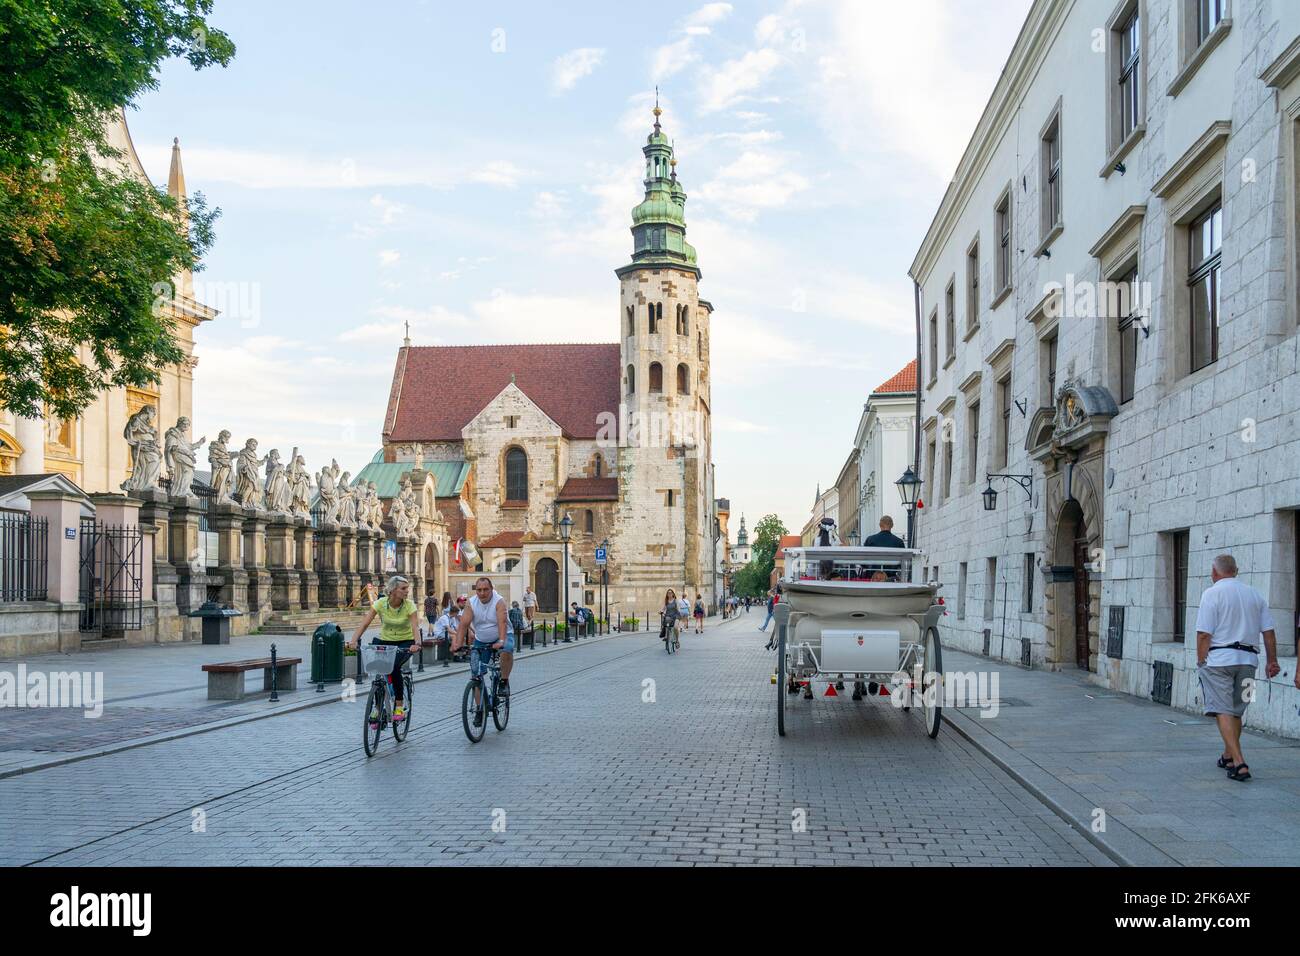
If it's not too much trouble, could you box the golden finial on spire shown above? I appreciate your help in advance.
[653,85,662,130]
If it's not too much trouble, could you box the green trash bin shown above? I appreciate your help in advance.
[310,622,345,683]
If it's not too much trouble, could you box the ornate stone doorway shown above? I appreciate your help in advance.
[1027,380,1116,674]
[535,557,559,612]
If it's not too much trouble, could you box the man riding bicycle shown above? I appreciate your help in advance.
[451,576,514,726]
[348,574,420,724]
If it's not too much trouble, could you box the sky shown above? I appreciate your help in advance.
[128,0,1034,535]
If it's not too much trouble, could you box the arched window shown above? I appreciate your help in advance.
[647,303,656,334]
[697,331,703,356]
[677,363,690,395]
[655,302,663,331]
[584,509,594,534]
[592,453,603,478]
[626,304,634,337]
[649,362,663,393]
[505,447,528,502]
[681,306,689,336]
[626,364,635,395]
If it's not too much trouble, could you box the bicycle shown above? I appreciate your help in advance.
[359,643,414,757]
[462,644,509,743]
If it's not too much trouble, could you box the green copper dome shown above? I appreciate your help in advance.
[618,104,699,276]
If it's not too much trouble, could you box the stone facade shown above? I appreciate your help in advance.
[910,0,1300,737]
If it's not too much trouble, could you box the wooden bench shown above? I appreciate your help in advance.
[201,656,302,701]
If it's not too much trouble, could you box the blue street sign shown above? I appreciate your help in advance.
[595,547,607,565]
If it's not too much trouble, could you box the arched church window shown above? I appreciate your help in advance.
[647,303,656,334]
[626,304,634,337]
[592,453,603,478]
[681,306,689,336]
[655,302,663,328]
[649,362,663,393]
[626,364,635,395]
[505,447,528,502]
[677,363,690,395]
[584,510,594,534]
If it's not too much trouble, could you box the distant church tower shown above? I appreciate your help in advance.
[611,100,714,609]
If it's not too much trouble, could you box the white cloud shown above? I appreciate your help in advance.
[696,149,809,221]
[141,143,528,191]
[531,190,568,219]
[378,249,401,268]
[551,48,606,94]
[715,416,770,433]
[811,0,1033,179]
[651,3,734,82]
[191,335,390,473]
[697,48,783,113]
[370,193,404,225]
[341,304,473,344]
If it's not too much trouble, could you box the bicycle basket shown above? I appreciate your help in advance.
[359,643,398,677]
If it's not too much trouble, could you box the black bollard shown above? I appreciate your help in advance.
[315,632,325,693]
[418,635,425,673]
[270,642,280,702]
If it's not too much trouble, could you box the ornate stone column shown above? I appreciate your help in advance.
[265,515,297,612]
[339,525,358,607]
[408,539,423,604]
[169,495,211,640]
[356,528,374,594]
[132,489,180,641]
[373,533,386,584]
[316,522,341,608]
[208,502,248,618]
[294,517,318,610]
[242,507,271,619]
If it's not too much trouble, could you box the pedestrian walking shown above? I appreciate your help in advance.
[508,600,525,641]
[522,586,537,625]
[1194,554,1281,782]
[758,589,777,632]
[693,593,705,633]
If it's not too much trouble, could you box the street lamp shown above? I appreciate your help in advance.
[895,466,922,548]
[983,473,1033,511]
[559,513,573,641]
[847,528,861,547]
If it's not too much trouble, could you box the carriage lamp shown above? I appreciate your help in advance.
[559,513,572,542]
[983,473,1034,511]
[895,466,922,509]
[847,529,861,547]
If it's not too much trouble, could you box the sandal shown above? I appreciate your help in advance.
[1216,755,1234,769]
[1226,763,1252,782]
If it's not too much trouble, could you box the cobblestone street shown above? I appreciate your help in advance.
[0,615,1109,866]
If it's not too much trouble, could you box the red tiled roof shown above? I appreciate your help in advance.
[872,359,918,396]
[556,477,619,501]
[479,530,524,549]
[385,344,622,442]
[776,534,802,558]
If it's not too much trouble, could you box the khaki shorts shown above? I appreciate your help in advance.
[1198,663,1256,718]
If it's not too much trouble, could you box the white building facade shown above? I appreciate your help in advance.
[911,0,1300,737]
[853,361,918,541]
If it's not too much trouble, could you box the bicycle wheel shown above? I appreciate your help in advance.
[492,675,510,731]
[393,674,413,742]
[363,682,384,757]
[462,679,486,743]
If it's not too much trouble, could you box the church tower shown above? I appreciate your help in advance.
[611,101,715,611]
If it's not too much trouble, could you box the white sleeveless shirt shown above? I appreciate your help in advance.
[469,591,509,644]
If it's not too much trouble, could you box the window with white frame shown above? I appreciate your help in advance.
[966,238,980,333]
[1041,108,1062,240]
[1189,203,1222,372]
[1116,6,1141,144]
[995,189,1012,296]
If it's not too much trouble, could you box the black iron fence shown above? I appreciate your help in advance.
[0,512,48,602]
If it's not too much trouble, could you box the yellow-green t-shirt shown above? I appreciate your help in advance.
[372,597,418,642]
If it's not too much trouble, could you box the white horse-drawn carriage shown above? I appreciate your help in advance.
[772,544,945,738]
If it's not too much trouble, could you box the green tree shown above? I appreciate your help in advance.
[0,1,235,420]
[732,513,788,597]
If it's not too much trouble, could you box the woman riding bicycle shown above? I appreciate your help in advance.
[348,574,419,724]
[660,589,681,650]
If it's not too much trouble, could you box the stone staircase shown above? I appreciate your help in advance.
[257,608,374,636]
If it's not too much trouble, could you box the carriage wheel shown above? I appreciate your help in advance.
[922,627,943,739]
[776,623,786,737]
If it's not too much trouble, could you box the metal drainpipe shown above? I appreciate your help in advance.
[911,278,924,549]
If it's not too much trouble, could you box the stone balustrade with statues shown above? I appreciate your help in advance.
[0,412,452,656]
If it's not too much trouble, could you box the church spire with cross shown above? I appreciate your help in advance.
[619,94,698,276]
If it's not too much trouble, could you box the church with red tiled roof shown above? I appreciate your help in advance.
[379,105,718,615]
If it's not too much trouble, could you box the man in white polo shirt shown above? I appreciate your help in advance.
[1194,554,1280,782]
